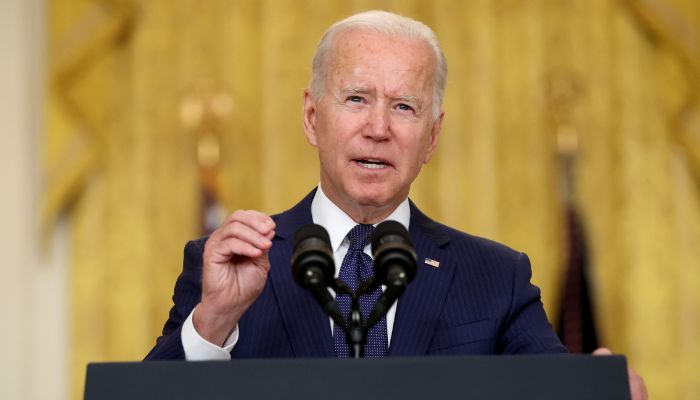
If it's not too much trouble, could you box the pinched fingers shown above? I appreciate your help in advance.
[220,221,273,250]
[219,210,275,238]
[206,210,276,263]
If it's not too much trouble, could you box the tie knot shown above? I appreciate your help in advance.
[347,224,373,251]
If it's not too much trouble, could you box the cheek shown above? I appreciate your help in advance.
[316,133,344,168]
[398,130,432,166]
[319,115,359,148]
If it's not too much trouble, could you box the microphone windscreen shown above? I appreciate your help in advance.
[371,220,417,284]
[291,223,334,288]
[293,223,331,249]
[371,220,411,252]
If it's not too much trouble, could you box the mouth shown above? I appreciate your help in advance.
[354,158,391,170]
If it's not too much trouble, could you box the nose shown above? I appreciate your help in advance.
[365,103,391,141]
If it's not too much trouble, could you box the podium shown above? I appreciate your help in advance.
[84,355,630,400]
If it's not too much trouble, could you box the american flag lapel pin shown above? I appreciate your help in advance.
[424,258,440,268]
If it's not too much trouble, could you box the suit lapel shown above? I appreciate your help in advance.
[268,189,335,357]
[389,202,454,356]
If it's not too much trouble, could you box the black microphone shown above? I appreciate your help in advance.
[292,224,335,287]
[365,220,417,330]
[291,224,345,328]
[371,220,417,286]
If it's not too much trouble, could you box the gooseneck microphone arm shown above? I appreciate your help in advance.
[364,269,407,332]
[302,266,345,329]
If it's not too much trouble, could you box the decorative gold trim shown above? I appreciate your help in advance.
[41,0,135,242]
[621,0,700,179]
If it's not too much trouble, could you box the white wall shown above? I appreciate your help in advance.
[0,0,69,399]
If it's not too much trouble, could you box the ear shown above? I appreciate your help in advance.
[422,111,444,164]
[302,89,319,147]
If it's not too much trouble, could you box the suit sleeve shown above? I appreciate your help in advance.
[499,253,569,354]
[144,240,205,360]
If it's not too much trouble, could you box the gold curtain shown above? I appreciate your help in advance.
[44,0,700,398]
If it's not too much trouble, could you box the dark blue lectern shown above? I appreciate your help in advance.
[84,355,630,400]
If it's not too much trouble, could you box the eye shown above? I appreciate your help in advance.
[396,103,414,112]
[347,95,364,103]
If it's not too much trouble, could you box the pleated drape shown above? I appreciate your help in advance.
[44,1,700,398]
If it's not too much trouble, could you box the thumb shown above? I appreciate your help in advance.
[592,347,613,355]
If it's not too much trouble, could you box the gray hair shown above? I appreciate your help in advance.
[309,10,448,119]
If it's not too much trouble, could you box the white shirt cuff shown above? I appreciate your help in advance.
[181,307,239,361]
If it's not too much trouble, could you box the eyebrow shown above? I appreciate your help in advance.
[394,95,420,105]
[340,87,420,102]
[340,86,372,94]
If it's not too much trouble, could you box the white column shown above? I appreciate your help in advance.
[0,0,69,399]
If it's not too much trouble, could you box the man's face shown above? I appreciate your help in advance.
[303,30,443,221]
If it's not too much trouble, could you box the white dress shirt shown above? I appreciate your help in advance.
[181,185,410,360]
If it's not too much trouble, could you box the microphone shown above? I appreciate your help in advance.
[371,220,417,287]
[365,220,417,330]
[292,224,335,288]
[291,224,344,328]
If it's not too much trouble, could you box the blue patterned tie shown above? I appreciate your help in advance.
[333,224,389,358]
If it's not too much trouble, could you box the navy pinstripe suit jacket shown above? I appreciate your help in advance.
[145,189,567,360]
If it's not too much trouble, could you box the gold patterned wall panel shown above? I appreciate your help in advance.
[44,0,700,398]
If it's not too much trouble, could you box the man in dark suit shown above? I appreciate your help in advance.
[146,188,565,359]
[146,9,645,398]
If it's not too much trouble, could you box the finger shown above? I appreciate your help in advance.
[213,214,273,246]
[592,347,612,356]
[628,369,648,400]
[218,221,273,250]
[221,210,275,235]
[205,231,269,263]
[247,209,277,225]
[211,237,265,261]
[245,210,276,236]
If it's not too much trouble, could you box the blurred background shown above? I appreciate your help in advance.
[2,0,699,399]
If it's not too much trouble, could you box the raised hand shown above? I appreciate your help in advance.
[193,210,276,346]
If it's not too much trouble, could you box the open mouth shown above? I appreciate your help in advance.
[354,158,389,169]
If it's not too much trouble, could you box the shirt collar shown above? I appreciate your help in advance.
[311,184,410,253]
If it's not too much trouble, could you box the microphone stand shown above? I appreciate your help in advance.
[331,277,390,359]
[330,279,365,358]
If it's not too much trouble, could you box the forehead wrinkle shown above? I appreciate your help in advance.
[327,44,434,112]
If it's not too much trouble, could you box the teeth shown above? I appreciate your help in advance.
[357,160,387,169]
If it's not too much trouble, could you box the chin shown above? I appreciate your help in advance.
[347,185,398,208]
